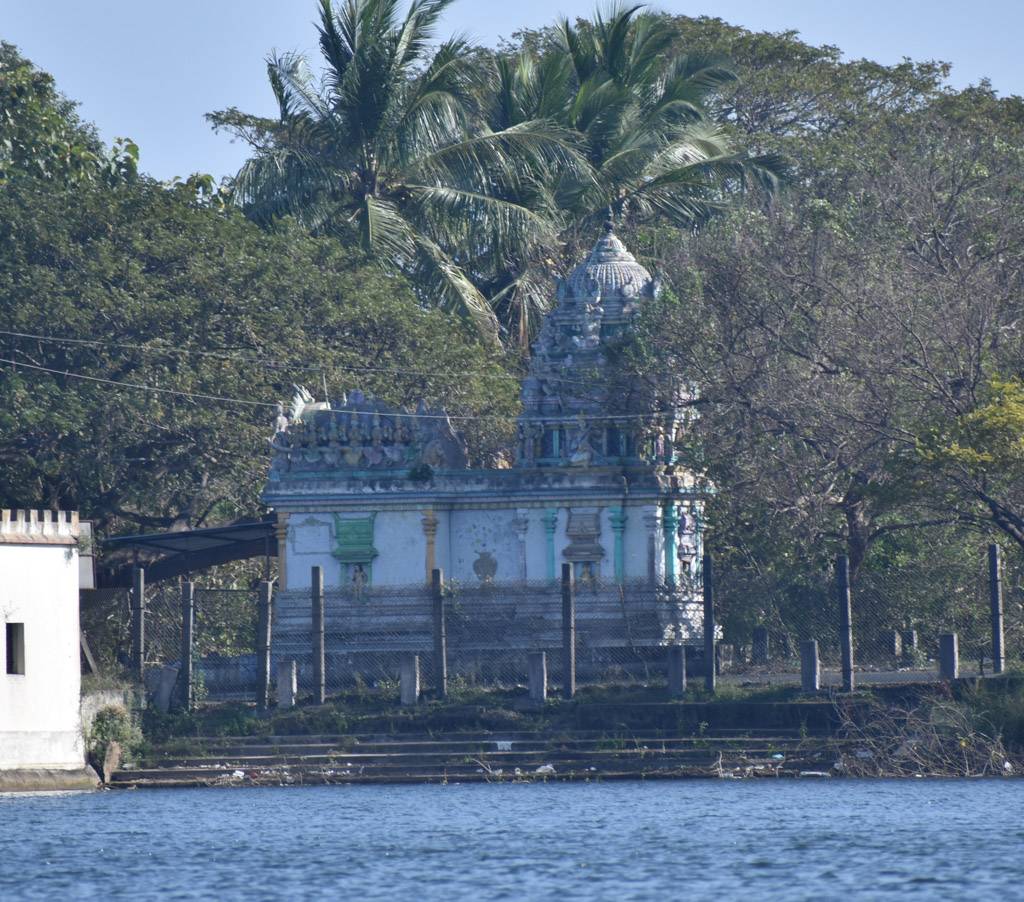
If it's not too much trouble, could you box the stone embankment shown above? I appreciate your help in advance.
[113,703,851,787]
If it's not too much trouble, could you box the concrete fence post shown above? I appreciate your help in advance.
[752,626,770,666]
[837,555,855,692]
[311,566,325,705]
[800,640,820,692]
[257,581,273,711]
[885,629,902,661]
[989,544,1005,675]
[668,645,687,698]
[901,630,918,666]
[528,651,547,702]
[432,568,448,699]
[703,553,716,693]
[276,660,297,708]
[561,563,576,699]
[179,581,194,711]
[400,654,421,706]
[939,633,959,681]
[131,566,145,682]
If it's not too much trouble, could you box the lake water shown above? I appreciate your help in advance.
[2,781,1022,900]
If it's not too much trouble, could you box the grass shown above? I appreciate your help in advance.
[138,680,848,747]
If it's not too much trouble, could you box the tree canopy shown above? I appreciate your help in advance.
[0,46,517,569]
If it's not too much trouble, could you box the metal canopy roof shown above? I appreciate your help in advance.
[104,518,276,583]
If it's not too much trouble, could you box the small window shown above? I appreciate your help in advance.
[6,623,25,675]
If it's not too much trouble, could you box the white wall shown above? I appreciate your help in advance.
[0,543,83,770]
[448,508,521,583]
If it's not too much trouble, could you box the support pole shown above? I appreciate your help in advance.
[311,565,325,705]
[257,581,273,711]
[837,555,855,692]
[131,566,145,682]
[528,652,548,702]
[703,553,716,693]
[179,581,194,711]
[939,633,959,681]
[668,645,687,698]
[800,640,820,692]
[561,563,576,699]
[989,544,1005,675]
[432,568,448,699]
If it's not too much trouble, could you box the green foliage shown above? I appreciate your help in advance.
[212,3,784,346]
[85,704,142,765]
[209,0,583,339]
[0,168,517,569]
[0,43,136,185]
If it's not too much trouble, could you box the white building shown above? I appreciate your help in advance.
[1,509,95,790]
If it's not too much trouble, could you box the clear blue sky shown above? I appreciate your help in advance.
[4,1,1020,181]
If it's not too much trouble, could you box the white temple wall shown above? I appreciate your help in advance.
[371,510,428,586]
[285,513,337,589]
[447,508,521,584]
[522,507,553,581]
[281,496,686,590]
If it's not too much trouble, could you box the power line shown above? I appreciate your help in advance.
[0,329,598,388]
[1,356,685,424]
[0,357,277,409]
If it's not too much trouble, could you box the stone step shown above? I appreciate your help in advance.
[116,745,835,782]
[112,754,837,788]
[114,751,835,783]
[146,735,828,761]
[142,742,829,769]
[172,725,824,748]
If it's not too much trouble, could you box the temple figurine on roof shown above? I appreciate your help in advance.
[265,223,706,648]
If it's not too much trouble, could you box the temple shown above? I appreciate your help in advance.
[265,224,706,651]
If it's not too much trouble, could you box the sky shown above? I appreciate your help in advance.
[4,1,1021,182]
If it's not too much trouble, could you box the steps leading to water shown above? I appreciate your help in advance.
[114,722,845,787]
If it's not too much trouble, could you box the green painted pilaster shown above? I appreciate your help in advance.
[543,508,558,582]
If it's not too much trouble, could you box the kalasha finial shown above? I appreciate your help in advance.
[603,205,615,232]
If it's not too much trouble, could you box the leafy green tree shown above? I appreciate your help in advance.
[208,0,583,339]
[616,28,1024,589]
[0,42,138,184]
[478,7,788,342]
[0,170,517,544]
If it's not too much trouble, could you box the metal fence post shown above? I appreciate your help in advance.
[257,580,273,711]
[703,553,716,693]
[311,565,325,705]
[939,633,959,680]
[432,568,448,698]
[989,544,1005,675]
[561,563,576,699]
[837,555,855,692]
[179,581,194,711]
[131,566,145,682]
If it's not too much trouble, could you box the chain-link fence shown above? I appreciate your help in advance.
[716,547,1020,683]
[79,587,132,673]
[79,544,1023,707]
[273,578,702,698]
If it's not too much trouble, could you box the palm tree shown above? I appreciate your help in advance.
[211,0,585,340]
[476,4,788,343]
